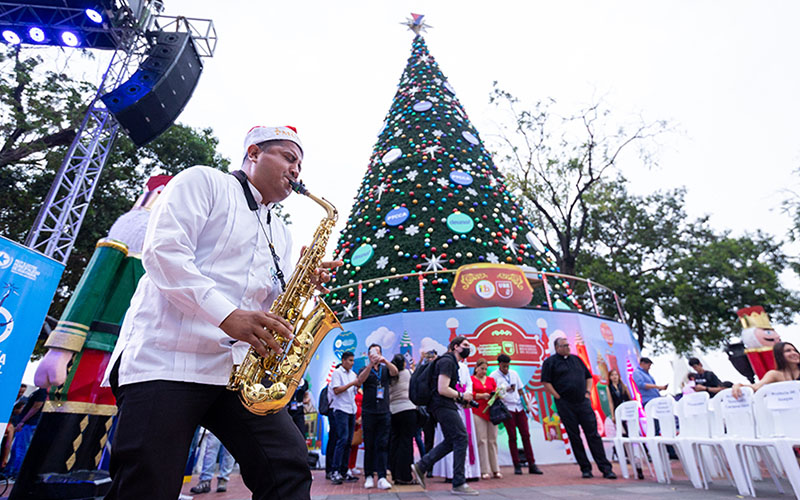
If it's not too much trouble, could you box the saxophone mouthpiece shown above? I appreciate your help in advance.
[289,179,307,195]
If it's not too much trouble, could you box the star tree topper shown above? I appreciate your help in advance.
[402,13,432,35]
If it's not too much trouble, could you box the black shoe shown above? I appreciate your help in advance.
[325,471,332,480]
[514,464,523,475]
[582,471,593,479]
[411,462,427,490]
[603,471,617,480]
[529,464,543,475]
[330,472,343,485]
[636,467,644,480]
[344,473,358,482]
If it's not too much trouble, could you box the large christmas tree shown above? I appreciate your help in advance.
[327,15,576,321]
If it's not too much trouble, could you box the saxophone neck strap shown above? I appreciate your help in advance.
[231,170,284,291]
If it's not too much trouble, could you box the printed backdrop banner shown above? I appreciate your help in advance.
[0,236,64,434]
[307,307,640,465]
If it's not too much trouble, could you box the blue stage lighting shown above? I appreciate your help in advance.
[29,27,46,43]
[85,8,103,23]
[2,30,20,45]
[61,31,79,47]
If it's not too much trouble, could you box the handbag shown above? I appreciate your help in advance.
[489,399,512,425]
[351,427,363,447]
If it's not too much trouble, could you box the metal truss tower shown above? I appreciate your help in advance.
[21,4,217,264]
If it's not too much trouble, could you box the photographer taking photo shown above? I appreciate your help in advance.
[411,336,479,496]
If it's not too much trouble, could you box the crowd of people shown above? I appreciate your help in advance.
[319,335,615,496]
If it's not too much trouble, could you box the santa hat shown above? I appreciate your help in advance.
[243,125,303,158]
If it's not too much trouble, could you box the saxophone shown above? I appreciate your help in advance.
[227,179,342,415]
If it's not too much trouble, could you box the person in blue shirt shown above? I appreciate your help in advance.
[632,357,667,406]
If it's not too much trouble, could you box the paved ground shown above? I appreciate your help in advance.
[174,463,794,499]
[1,462,791,499]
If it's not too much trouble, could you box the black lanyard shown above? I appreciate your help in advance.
[231,170,286,291]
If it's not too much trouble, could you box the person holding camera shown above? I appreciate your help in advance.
[490,354,542,475]
[411,336,479,496]
[471,358,502,480]
[359,344,398,490]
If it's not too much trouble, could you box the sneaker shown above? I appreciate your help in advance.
[348,467,361,476]
[364,475,375,489]
[377,477,392,490]
[216,478,228,492]
[330,471,343,485]
[529,464,543,475]
[189,480,211,494]
[411,462,427,490]
[344,473,358,482]
[451,483,479,495]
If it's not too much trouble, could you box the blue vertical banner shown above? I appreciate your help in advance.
[0,236,64,432]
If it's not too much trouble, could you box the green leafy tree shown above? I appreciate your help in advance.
[579,181,800,351]
[488,85,668,277]
[0,46,229,324]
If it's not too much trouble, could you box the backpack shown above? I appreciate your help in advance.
[409,356,440,406]
[318,385,332,417]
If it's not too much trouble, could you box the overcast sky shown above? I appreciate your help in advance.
[25,1,800,385]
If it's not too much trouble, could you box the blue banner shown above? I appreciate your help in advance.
[0,236,64,430]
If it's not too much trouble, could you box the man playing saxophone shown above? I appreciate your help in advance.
[102,126,341,500]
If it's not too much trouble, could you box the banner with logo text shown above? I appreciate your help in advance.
[0,236,64,435]
[307,306,640,465]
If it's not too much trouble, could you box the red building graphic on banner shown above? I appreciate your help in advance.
[456,316,559,439]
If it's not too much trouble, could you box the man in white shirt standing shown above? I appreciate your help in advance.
[490,354,542,475]
[327,351,362,485]
[102,126,341,500]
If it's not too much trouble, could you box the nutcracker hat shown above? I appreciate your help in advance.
[243,125,303,158]
[737,306,774,330]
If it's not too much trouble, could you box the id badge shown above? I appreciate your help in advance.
[376,386,385,400]
[290,401,299,411]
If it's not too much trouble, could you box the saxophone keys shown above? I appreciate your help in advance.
[296,332,314,348]
[268,382,287,400]
[244,383,268,401]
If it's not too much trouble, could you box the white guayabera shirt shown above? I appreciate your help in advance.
[103,166,293,387]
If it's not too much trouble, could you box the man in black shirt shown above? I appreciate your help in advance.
[541,338,616,479]
[688,358,723,395]
[359,344,398,490]
[412,336,479,496]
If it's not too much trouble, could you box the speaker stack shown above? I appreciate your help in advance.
[101,31,203,146]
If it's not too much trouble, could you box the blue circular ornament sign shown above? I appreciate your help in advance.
[447,212,474,234]
[413,100,433,112]
[333,330,358,360]
[351,244,374,266]
[450,170,473,186]
[385,207,410,226]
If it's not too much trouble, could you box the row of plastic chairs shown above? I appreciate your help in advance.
[603,380,800,497]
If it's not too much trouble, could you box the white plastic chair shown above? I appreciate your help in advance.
[644,396,688,482]
[609,400,652,479]
[752,381,800,498]
[708,388,784,497]
[674,391,734,491]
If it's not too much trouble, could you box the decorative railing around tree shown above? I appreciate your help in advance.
[327,269,627,324]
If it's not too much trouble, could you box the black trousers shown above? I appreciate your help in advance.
[362,411,390,478]
[325,413,337,474]
[555,398,612,475]
[418,405,467,487]
[105,380,311,500]
[388,409,416,482]
[422,408,437,456]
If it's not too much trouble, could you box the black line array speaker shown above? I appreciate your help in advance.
[101,30,203,146]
